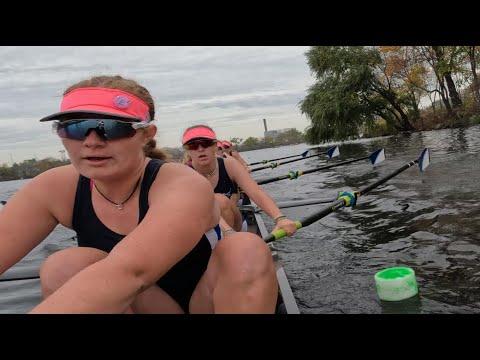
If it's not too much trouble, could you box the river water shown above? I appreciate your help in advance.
[1,125,479,313]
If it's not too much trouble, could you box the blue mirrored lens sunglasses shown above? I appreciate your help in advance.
[53,119,151,141]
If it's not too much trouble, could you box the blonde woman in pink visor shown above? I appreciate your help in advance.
[0,75,278,313]
[182,125,297,237]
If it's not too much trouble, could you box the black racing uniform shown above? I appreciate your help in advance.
[72,159,221,313]
[213,157,238,198]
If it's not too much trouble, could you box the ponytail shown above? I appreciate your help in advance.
[143,139,171,161]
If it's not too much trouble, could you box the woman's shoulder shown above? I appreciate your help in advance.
[29,164,78,188]
[155,162,211,189]
[149,162,214,206]
[222,154,242,170]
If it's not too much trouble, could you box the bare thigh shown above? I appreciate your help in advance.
[189,232,278,314]
[214,193,243,231]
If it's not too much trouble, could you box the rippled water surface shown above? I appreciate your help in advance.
[1,126,479,313]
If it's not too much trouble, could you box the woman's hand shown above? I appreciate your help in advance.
[272,217,298,236]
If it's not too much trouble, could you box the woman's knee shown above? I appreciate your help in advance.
[214,194,232,211]
[214,233,275,284]
[40,247,108,296]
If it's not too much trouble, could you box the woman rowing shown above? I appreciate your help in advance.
[0,75,278,313]
[182,125,297,236]
[220,140,250,171]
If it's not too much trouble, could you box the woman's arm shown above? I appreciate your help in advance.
[231,151,250,172]
[0,169,65,276]
[30,164,218,313]
[224,157,297,235]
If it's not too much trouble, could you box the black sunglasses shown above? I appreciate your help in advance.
[184,139,216,150]
[53,119,150,141]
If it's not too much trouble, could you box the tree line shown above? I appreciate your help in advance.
[0,158,71,182]
[300,46,480,144]
[0,129,305,181]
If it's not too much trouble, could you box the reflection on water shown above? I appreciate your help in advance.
[1,125,480,313]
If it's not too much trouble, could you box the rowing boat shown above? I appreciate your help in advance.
[240,197,300,314]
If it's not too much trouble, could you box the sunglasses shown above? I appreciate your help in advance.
[184,139,216,151]
[53,119,150,141]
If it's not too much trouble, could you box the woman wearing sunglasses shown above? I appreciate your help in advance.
[182,125,297,236]
[0,75,278,313]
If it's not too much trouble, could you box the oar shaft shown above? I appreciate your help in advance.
[274,153,322,166]
[300,156,369,176]
[257,174,290,185]
[275,198,336,209]
[250,164,275,172]
[257,155,369,185]
[0,275,40,282]
[249,153,305,166]
[357,160,418,196]
[251,153,322,172]
[296,199,346,228]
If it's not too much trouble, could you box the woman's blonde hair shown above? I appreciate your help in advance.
[182,152,192,165]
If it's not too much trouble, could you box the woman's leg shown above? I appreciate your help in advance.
[214,194,243,231]
[40,247,108,298]
[189,232,278,313]
[40,247,184,314]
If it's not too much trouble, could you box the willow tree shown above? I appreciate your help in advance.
[300,46,415,144]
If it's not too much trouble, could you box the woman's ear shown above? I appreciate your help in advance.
[144,124,157,142]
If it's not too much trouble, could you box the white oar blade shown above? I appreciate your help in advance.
[326,145,340,159]
[369,148,385,166]
[418,148,430,172]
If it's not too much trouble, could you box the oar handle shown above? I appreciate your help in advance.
[264,199,346,243]
[264,221,302,243]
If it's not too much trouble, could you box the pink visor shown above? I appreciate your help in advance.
[182,126,217,144]
[222,141,232,148]
[39,87,151,122]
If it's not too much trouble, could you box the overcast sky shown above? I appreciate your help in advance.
[0,46,314,164]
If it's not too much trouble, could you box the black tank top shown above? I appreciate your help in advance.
[72,159,220,313]
[214,157,238,198]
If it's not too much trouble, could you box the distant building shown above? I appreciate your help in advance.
[262,118,295,140]
[264,128,296,140]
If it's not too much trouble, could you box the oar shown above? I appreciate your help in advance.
[250,146,340,173]
[263,148,431,243]
[239,197,337,213]
[0,275,40,282]
[257,148,385,185]
[248,150,311,166]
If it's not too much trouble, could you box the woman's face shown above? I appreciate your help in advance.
[186,139,218,167]
[62,123,157,180]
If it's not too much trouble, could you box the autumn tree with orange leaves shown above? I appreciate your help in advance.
[300,46,480,144]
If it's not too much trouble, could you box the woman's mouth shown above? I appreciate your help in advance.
[84,156,111,163]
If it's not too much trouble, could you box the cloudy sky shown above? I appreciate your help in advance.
[0,46,314,164]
